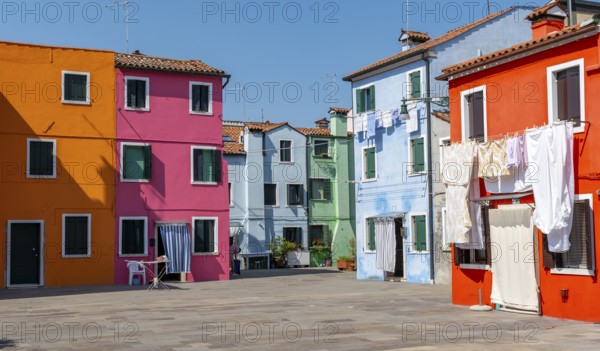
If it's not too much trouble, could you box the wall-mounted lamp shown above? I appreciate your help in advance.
[399,100,410,120]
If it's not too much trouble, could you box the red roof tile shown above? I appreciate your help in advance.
[432,110,450,123]
[343,7,518,81]
[222,125,245,155]
[115,51,227,76]
[328,107,351,115]
[400,29,431,42]
[297,128,332,137]
[438,23,596,79]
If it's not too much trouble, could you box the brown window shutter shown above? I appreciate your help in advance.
[483,206,492,266]
[453,245,461,265]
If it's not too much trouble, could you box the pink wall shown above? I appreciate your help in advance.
[114,68,230,284]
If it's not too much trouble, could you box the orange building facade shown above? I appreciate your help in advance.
[438,11,600,321]
[0,42,116,287]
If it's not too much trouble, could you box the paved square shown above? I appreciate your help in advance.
[1,268,598,350]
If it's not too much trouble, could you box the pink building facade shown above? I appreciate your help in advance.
[114,52,230,284]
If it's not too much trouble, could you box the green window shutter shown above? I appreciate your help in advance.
[411,71,421,99]
[365,147,376,179]
[369,85,376,111]
[143,145,152,180]
[356,89,364,113]
[412,138,425,173]
[213,150,222,183]
[368,219,376,251]
[323,179,331,200]
[414,215,427,251]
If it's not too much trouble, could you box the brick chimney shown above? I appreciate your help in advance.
[315,118,329,129]
[527,2,567,40]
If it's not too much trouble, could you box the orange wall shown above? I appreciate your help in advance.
[447,34,600,321]
[0,42,116,287]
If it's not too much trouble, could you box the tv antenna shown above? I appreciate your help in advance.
[107,1,131,53]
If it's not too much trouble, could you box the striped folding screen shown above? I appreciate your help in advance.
[159,224,191,274]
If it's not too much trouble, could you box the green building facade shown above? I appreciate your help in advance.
[301,108,356,265]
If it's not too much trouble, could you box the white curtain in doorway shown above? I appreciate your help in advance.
[490,207,539,312]
[159,224,191,274]
[375,218,396,273]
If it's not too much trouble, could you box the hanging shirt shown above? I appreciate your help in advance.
[406,108,418,133]
[506,135,523,168]
[367,113,376,137]
[354,114,364,133]
[391,108,399,122]
[382,111,393,128]
[525,123,574,253]
[478,139,511,178]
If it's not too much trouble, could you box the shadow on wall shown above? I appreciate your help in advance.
[0,90,117,288]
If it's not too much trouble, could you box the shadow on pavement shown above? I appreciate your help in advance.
[0,283,188,300]
[230,267,353,279]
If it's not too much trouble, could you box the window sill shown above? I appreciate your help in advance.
[192,252,219,256]
[408,250,430,255]
[550,267,594,276]
[62,254,91,259]
[125,107,150,112]
[191,181,218,186]
[310,198,329,202]
[26,174,56,179]
[460,263,490,270]
[408,172,426,177]
[119,254,149,258]
[286,205,304,208]
[364,250,376,254]
[121,178,150,183]
[265,205,280,208]
[189,111,213,116]
[362,178,377,183]
[279,161,293,164]
[62,100,90,106]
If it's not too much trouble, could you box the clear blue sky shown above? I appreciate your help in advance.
[0,0,546,127]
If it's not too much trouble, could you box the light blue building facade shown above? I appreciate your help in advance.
[224,121,308,269]
[343,7,535,284]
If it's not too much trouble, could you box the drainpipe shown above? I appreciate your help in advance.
[222,75,231,89]
[423,52,435,284]
[567,0,573,26]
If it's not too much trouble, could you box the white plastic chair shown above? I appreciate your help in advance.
[127,261,146,286]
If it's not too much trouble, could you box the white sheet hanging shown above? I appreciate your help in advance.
[406,108,419,133]
[525,123,574,253]
[490,207,539,312]
[483,165,533,194]
[375,218,396,273]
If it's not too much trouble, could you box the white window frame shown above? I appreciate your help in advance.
[286,183,304,207]
[407,134,427,176]
[460,85,487,142]
[229,182,234,207]
[312,138,330,157]
[124,76,150,111]
[364,217,376,253]
[192,216,219,255]
[361,145,377,182]
[279,139,293,163]
[190,145,218,185]
[309,177,329,201]
[408,212,429,253]
[355,84,375,113]
[547,58,586,134]
[62,213,92,258]
[189,82,213,115]
[119,216,148,257]
[551,193,595,276]
[264,183,279,207]
[62,70,90,105]
[6,220,45,287]
[120,142,151,183]
[406,67,424,100]
[26,138,56,179]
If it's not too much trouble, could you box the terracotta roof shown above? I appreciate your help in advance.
[328,107,350,115]
[245,121,288,132]
[526,1,565,21]
[438,23,597,79]
[115,51,228,76]
[400,29,431,42]
[432,110,450,123]
[343,7,520,81]
[297,128,332,137]
[222,125,245,155]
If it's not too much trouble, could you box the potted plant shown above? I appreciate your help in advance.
[337,237,356,271]
[268,237,298,268]
[309,239,331,267]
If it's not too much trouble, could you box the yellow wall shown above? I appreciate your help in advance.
[0,42,116,287]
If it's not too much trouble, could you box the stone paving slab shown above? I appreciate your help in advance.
[0,268,598,350]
